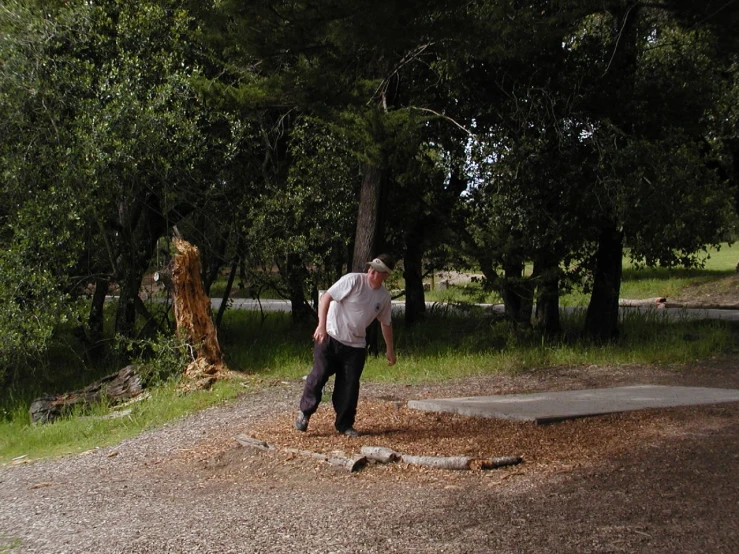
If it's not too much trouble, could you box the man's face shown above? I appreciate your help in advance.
[367,267,389,289]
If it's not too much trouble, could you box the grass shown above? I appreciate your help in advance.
[424,242,739,307]
[0,535,22,553]
[0,378,247,464]
[1,244,737,465]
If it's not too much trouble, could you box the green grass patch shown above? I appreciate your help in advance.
[0,534,23,554]
[217,308,735,385]
[362,308,734,382]
[0,378,246,465]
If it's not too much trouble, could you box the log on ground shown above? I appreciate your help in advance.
[29,365,144,424]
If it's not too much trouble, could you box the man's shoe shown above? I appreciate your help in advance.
[340,427,360,438]
[294,411,310,432]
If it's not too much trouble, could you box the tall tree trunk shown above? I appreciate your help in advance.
[286,252,312,323]
[215,256,239,329]
[501,258,533,328]
[88,277,109,346]
[352,159,388,357]
[202,230,229,296]
[532,258,561,336]
[584,227,623,340]
[403,222,426,327]
[114,196,166,338]
[351,161,387,272]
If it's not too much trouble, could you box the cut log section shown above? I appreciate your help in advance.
[234,435,367,472]
[360,446,401,464]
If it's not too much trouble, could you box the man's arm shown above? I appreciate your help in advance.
[380,322,396,366]
[313,292,333,343]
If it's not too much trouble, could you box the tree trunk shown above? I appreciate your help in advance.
[533,258,561,335]
[216,257,239,329]
[501,258,533,328]
[114,196,166,338]
[351,161,387,272]
[202,231,229,297]
[352,159,388,357]
[87,277,109,346]
[403,222,427,327]
[584,227,624,340]
[286,252,313,323]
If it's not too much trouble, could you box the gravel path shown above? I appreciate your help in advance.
[1,361,738,553]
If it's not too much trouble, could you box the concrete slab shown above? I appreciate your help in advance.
[407,385,739,424]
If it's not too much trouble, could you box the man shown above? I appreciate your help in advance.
[295,254,396,437]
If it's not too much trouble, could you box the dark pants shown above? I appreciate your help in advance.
[299,336,367,432]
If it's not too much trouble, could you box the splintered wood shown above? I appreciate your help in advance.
[170,237,225,388]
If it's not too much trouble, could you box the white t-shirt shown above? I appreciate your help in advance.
[326,273,392,348]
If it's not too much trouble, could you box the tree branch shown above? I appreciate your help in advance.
[409,106,475,137]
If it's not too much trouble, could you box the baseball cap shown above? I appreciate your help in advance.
[366,254,395,274]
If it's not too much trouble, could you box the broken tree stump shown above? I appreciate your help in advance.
[168,236,225,388]
[29,365,144,424]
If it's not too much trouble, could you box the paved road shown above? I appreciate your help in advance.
[208,298,739,321]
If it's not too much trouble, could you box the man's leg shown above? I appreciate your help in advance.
[332,344,367,433]
[299,337,335,417]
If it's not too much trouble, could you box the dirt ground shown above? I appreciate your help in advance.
[2,353,737,553]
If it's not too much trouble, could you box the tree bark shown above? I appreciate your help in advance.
[202,230,229,297]
[352,161,387,272]
[87,277,109,346]
[169,237,225,387]
[286,252,313,323]
[501,258,534,328]
[533,257,561,335]
[215,257,239,329]
[403,221,427,327]
[114,195,166,338]
[584,227,624,341]
[352,159,388,357]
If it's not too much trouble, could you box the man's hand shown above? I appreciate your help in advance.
[313,325,328,343]
[386,350,396,366]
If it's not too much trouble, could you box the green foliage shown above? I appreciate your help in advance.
[0,0,248,373]
[0,248,84,386]
[115,334,194,387]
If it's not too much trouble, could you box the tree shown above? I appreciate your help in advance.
[0,0,244,373]
[456,1,737,340]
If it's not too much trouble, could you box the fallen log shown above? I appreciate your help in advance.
[233,434,367,472]
[361,445,523,471]
[401,455,477,470]
[234,436,522,473]
[283,447,367,473]
[29,365,144,424]
[235,434,273,451]
[401,454,523,470]
[360,446,400,464]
